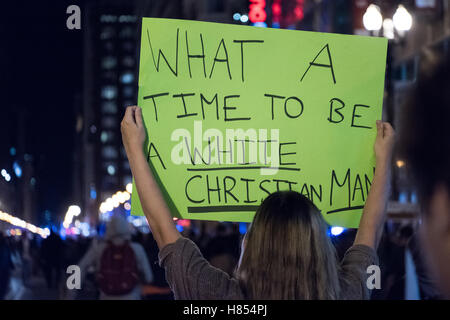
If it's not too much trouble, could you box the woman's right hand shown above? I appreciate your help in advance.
[121,106,146,156]
[374,120,395,165]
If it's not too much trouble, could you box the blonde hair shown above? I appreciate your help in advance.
[235,191,341,299]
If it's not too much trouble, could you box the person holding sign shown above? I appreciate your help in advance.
[121,105,394,300]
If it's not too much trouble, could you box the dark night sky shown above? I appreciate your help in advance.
[1,1,84,223]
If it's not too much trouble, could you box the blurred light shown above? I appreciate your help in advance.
[249,0,267,23]
[178,219,191,227]
[233,13,241,21]
[399,192,408,203]
[176,225,184,232]
[363,4,382,31]
[126,183,133,193]
[0,209,48,238]
[330,226,345,236]
[5,174,11,182]
[98,184,134,216]
[239,222,247,235]
[120,72,134,84]
[132,218,142,227]
[9,147,16,156]
[396,160,405,168]
[101,86,117,100]
[63,205,81,229]
[411,192,418,204]
[107,165,116,175]
[99,203,107,213]
[393,5,412,32]
[90,187,97,199]
[30,177,36,186]
[253,22,267,28]
[383,19,395,39]
[1,169,7,177]
[240,14,249,23]
[13,161,22,178]
[100,131,109,143]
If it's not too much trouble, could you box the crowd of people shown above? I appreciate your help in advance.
[0,217,245,300]
[0,216,443,300]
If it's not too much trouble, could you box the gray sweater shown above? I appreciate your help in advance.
[159,237,379,300]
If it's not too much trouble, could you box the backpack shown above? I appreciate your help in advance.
[97,240,139,295]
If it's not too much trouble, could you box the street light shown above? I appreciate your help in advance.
[393,4,413,35]
[363,4,383,32]
[363,4,413,40]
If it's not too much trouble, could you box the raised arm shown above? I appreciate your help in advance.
[121,106,180,249]
[354,121,395,250]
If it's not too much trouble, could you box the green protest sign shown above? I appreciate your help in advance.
[131,18,387,228]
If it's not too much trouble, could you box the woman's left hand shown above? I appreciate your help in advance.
[121,106,146,155]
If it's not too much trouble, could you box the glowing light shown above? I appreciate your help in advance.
[13,162,22,178]
[233,13,241,21]
[0,209,48,238]
[396,160,405,168]
[331,226,345,236]
[249,0,266,23]
[363,4,382,31]
[126,183,132,193]
[253,22,267,27]
[107,165,116,175]
[63,205,81,229]
[393,5,412,32]
[98,184,134,217]
[240,14,249,23]
[383,19,395,39]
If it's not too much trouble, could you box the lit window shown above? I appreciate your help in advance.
[119,26,135,39]
[100,26,116,39]
[101,86,117,100]
[107,165,116,175]
[101,116,117,129]
[102,146,118,159]
[122,56,135,67]
[123,86,134,98]
[100,131,108,143]
[101,56,117,69]
[101,102,117,114]
[100,131,115,143]
[120,72,134,84]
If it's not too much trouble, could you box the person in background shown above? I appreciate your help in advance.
[398,51,450,298]
[40,230,64,289]
[121,105,394,299]
[0,233,14,300]
[204,223,238,276]
[76,215,153,300]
